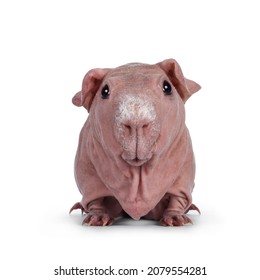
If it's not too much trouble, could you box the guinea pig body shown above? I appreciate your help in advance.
[70,59,201,226]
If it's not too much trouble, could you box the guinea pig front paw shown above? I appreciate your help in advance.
[82,212,114,226]
[160,212,192,227]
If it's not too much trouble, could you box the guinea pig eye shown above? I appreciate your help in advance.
[101,84,110,99]
[163,80,172,95]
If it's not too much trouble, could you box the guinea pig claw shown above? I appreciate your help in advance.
[160,213,193,227]
[69,202,85,215]
[82,213,114,226]
[183,215,193,225]
[185,204,201,214]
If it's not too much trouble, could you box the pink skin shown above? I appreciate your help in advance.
[70,59,201,226]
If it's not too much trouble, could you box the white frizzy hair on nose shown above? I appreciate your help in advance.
[115,95,156,125]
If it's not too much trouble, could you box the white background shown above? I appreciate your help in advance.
[1,0,259,279]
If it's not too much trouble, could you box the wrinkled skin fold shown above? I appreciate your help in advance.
[70,59,201,226]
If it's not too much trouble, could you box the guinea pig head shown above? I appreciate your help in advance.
[72,59,200,167]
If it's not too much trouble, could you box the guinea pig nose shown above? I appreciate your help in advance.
[123,120,151,137]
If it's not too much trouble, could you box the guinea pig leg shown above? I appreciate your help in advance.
[82,198,114,226]
[160,195,193,226]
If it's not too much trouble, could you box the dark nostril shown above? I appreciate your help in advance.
[124,124,132,134]
[142,124,149,129]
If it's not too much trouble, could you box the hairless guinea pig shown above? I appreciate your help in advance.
[70,58,201,226]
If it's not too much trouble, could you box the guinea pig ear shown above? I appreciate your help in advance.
[72,68,110,111]
[158,59,201,103]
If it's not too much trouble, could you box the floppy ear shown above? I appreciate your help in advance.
[72,68,110,111]
[158,59,201,103]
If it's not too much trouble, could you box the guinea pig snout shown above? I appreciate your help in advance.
[114,95,160,165]
[122,119,152,138]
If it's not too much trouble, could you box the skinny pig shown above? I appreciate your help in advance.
[70,59,201,226]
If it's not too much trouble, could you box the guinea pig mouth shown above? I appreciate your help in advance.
[122,156,150,167]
